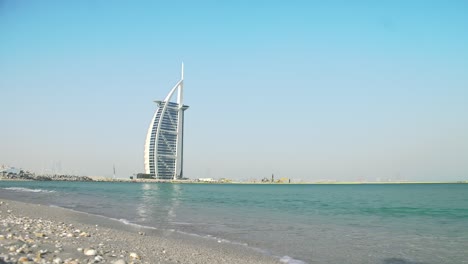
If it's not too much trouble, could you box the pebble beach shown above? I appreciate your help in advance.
[0,199,279,264]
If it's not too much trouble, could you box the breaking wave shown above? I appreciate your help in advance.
[2,187,56,193]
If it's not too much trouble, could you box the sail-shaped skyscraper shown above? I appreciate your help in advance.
[144,64,189,179]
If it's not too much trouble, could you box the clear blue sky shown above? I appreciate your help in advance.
[1,0,467,181]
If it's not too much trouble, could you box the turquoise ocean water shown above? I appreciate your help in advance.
[0,182,467,263]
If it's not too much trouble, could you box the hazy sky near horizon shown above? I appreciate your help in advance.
[1,0,467,181]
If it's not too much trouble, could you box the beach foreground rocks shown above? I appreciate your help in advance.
[0,206,143,263]
[0,199,280,264]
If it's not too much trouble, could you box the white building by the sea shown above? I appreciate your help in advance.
[143,64,189,180]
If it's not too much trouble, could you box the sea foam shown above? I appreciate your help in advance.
[3,187,56,193]
[280,255,308,264]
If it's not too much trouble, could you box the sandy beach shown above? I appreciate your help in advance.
[0,199,280,264]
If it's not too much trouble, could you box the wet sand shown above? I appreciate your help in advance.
[0,199,280,264]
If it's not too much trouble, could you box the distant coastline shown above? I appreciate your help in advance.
[0,172,93,182]
[1,174,467,185]
[2,166,466,184]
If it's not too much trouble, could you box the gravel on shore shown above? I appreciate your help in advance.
[0,199,280,264]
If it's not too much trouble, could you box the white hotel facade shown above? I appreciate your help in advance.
[143,64,189,179]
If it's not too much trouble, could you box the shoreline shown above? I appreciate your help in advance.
[1,178,467,184]
[0,199,281,264]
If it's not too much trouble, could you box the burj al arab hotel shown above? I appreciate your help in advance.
[144,64,189,179]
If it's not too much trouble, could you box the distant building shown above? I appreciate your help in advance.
[143,64,189,180]
[136,173,153,179]
[218,178,232,183]
[198,178,215,182]
[0,167,20,175]
[277,177,290,183]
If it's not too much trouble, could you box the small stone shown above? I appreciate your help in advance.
[7,209,12,213]
[79,232,90,237]
[66,233,74,238]
[34,233,45,238]
[112,260,126,264]
[9,246,16,252]
[138,231,145,236]
[0,235,4,240]
[17,256,30,262]
[77,248,83,252]
[53,257,63,264]
[129,252,140,260]
[33,256,42,263]
[84,248,97,256]
[94,255,104,262]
